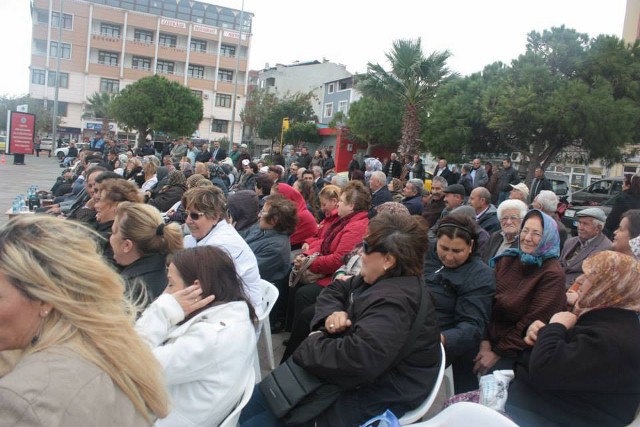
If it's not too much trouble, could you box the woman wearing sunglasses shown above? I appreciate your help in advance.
[240,212,441,427]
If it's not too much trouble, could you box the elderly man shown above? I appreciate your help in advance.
[422,176,447,228]
[401,178,424,215]
[182,186,262,316]
[482,199,528,263]
[443,183,466,213]
[170,137,188,163]
[509,182,529,203]
[469,187,500,234]
[369,171,393,218]
[195,143,212,163]
[471,158,488,188]
[533,189,568,250]
[311,165,325,191]
[383,153,402,181]
[559,207,612,288]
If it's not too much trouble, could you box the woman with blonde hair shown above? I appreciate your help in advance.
[112,202,183,302]
[140,160,159,193]
[0,215,169,425]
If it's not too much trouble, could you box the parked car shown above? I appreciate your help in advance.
[39,138,54,154]
[545,172,571,199]
[54,142,87,159]
[569,177,624,206]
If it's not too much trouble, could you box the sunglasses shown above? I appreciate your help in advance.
[362,240,388,255]
[185,211,206,221]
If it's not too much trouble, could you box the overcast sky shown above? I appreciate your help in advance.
[0,0,627,97]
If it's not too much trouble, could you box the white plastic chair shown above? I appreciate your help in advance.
[219,369,256,427]
[399,343,447,425]
[406,402,519,427]
[253,279,279,381]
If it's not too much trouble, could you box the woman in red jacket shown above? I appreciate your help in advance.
[282,181,371,361]
[274,183,317,250]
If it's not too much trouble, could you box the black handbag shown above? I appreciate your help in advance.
[260,278,430,426]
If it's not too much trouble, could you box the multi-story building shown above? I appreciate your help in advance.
[257,60,353,123]
[320,76,361,125]
[29,0,253,144]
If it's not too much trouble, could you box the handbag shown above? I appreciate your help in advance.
[288,253,325,287]
[260,278,430,425]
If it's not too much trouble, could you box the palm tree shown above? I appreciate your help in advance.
[357,38,455,156]
[83,92,115,137]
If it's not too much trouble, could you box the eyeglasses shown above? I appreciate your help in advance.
[500,215,521,222]
[362,240,388,255]
[185,211,206,221]
[520,228,543,240]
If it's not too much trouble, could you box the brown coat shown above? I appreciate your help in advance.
[0,345,151,426]
[488,256,566,358]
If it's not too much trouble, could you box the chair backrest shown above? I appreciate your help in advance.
[407,402,519,427]
[257,279,279,322]
[399,343,447,425]
[218,369,256,427]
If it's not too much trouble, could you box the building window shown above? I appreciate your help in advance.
[36,9,49,24]
[50,42,71,59]
[46,100,68,117]
[324,102,333,117]
[339,81,348,90]
[338,100,348,114]
[98,51,119,66]
[132,56,151,70]
[48,71,69,88]
[100,78,119,93]
[211,119,228,133]
[191,89,203,98]
[51,11,73,30]
[327,83,335,94]
[190,38,207,52]
[34,39,47,55]
[134,29,154,43]
[265,77,275,87]
[188,64,205,78]
[215,93,232,108]
[100,23,121,38]
[31,69,46,85]
[158,33,177,47]
[218,69,233,82]
[156,60,175,74]
[220,44,236,57]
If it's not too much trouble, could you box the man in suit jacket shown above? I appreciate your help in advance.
[382,153,402,181]
[433,158,454,185]
[471,158,489,188]
[211,140,227,162]
[529,166,553,204]
[559,208,612,288]
[368,171,393,218]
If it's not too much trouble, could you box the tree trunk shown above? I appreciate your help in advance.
[399,103,420,156]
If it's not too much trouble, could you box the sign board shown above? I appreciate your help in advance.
[6,111,35,155]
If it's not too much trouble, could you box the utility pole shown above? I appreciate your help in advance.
[52,0,64,145]
[228,0,245,153]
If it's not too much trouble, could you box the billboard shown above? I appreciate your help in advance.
[6,111,36,155]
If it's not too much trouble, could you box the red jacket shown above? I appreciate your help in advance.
[277,183,318,246]
[304,209,339,246]
[305,211,369,286]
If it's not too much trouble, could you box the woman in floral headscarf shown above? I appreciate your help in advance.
[506,251,640,427]
[473,209,567,375]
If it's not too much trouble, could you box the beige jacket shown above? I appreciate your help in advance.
[0,345,151,427]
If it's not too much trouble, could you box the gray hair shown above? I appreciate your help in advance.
[312,166,323,177]
[473,187,491,204]
[461,163,472,173]
[536,190,558,214]
[331,174,348,188]
[432,176,448,189]
[497,199,528,220]
[408,179,424,196]
[371,171,387,185]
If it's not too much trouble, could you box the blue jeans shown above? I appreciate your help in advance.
[239,386,285,427]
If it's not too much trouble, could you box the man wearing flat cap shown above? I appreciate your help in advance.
[559,207,612,288]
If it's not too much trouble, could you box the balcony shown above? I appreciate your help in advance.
[91,32,122,50]
[125,37,155,56]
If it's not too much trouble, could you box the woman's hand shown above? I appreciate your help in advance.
[293,254,306,270]
[301,243,310,252]
[524,320,546,346]
[549,311,577,330]
[171,285,215,317]
[566,290,579,307]
[325,311,352,334]
[473,341,501,375]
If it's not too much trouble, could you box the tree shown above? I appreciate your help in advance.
[82,92,115,137]
[357,38,455,156]
[0,95,61,135]
[425,27,640,181]
[344,96,403,155]
[283,122,319,146]
[110,75,203,145]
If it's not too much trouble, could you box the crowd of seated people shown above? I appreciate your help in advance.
[4,144,640,426]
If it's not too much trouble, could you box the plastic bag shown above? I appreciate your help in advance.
[359,409,401,427]
[479,369,514,411]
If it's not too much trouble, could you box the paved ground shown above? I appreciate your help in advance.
[0,152,64,227]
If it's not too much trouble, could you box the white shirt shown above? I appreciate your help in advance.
[184,220,263,318]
